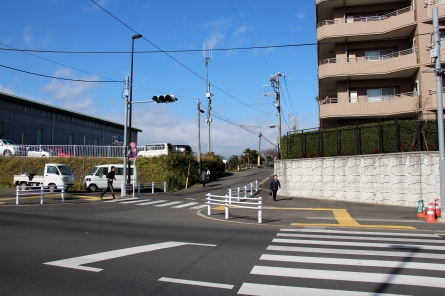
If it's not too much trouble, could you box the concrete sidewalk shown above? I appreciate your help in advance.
[198,188,445,232]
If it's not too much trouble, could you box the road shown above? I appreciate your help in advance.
[1,168,445,295]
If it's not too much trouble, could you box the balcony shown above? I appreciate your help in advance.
[427,88,445,110]
[420,0,445,21]
[317,7,415,41]
[318,48,418,80]
[319,92,419,119]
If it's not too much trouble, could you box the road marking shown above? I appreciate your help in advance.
[267,245,445,260]
[44,241,215,272]
[260,254,445,271]
[189,204,208,209]
[250,266,445,288]
[120,199,151,204]
[136,200,168,206]
[280,228,440,238]
[104,197,138,203]
[154,201,183,207]
[306,217,424,223]
[237,283,403,296]
[171,202,198,208]
[273,238,445,251]
[276,233,445,244]
[159,277,233,289]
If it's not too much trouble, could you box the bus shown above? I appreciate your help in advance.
[137,143,172,157]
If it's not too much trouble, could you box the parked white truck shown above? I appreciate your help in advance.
[13,163,75,191]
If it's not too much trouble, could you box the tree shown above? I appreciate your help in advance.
[261,148,278,161]
[227,155,239,170]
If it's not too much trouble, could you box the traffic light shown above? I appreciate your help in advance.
[152,94,178,103]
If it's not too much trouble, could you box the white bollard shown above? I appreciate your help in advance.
[255,180,258,192]
[225,195,229,220]
[61,187,65,203]
[258,198,262,224]
[40,186,44,205]
[16,186,20,205]
[228,190,232,205]
[137,183,140,196]
[244,185,247,199]
[121,183,124,198]
[152,182,154,194]
[207,194,211,216]
[164,181,166,192]
[237,187,240,201]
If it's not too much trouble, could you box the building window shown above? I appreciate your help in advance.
[367,88,395,102]
[365,49,393,61]
[36,129,43,145]
[69,134,74,145]
[0,122,3,138]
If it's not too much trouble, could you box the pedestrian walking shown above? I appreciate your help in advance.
[206,169,211,182]
[270,175,281,201]
[201,170,208,187]
[101,166,116,200]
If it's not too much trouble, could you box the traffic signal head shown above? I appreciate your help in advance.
[152,94,178,103]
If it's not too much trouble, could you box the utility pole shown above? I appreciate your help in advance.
[123,76,129,191]
[197,99,204,175]
[258,131,262,167]
[432,7,445,218]
[203,42,212,153]
[270,72,283,159]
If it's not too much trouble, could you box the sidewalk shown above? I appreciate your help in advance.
[199,187,445,232]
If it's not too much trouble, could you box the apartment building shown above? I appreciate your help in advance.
[316,0,445,128]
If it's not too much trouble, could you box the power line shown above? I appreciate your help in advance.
[283,76,296,115]
[227,0,274,73]
[90,0,275,116]
[0,64,123,83]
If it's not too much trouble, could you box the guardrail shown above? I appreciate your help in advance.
[206,193,263,223]
[227,180,258,203]
[137,182,167,194]
[15,185,66,205]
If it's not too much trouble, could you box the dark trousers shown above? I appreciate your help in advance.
[272,190,278,200]
[102,179,115,197]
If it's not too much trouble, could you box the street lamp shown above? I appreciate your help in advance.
[127,33,142,185]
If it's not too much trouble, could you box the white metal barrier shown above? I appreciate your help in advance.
[206,193,262,224]
[121,181,167,197]
[227,180,259,203]
[15,185,66,205]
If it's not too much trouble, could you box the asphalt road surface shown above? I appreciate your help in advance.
[1,168,445,295]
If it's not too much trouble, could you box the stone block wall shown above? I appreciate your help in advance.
[274,152,439,206]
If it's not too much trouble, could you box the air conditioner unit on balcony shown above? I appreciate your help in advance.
[347,16,354,23]
[350,91,358,103]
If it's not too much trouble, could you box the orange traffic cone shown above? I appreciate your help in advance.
[417,206,427,218]
[425,202,438,223]
[435,198,441,218]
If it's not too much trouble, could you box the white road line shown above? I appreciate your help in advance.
[272,238,445,251]
[189,204,207,209]
[276,233,445,244]
[305,217,424,223]
[44,241,216,272]
[250,266,445,288]
[120,199,151,204]
[260,254,445,271]
[280,228,440,238]
[154,201,183,207]
[171,202,198,208]
[104,197,138,203]
[237,282,404,296]
[267,245,445,260]
[159,277,233,289]
[136,200,168,206]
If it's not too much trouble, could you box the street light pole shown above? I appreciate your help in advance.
[258,131,262,167]
[127,33,142,185]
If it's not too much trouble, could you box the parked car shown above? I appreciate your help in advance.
[51,148,73,157]
[172,145,192,155]
[27,146,57,157]
[0,139,20,156]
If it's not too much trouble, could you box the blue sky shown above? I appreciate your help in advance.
[0,0,318,158]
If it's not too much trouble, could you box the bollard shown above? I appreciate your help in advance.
[244,185,247,199]
[207,194,211,215]
[255,180,258,192]
[228,190,232,205]
[121,183,124,198]
[164,181,166,192]
[61,187,65,203]
[137,183,140,196]
[237,187,240,201]
[16,186,20,205]
[40,186,44,205]
[225,195,229,220]
[258,197,262,224]
[152,182,154,194]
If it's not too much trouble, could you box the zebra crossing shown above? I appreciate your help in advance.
[238,228,445,295]
[103,197,207,209]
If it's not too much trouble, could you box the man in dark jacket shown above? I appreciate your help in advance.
[270,174,281,201]
[201,170,208,187]
[101,166,116,200]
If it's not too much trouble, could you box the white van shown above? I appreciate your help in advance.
[137,143,172,158]
[83,164,134,192]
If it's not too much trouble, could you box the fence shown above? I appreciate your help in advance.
[282,118,441,159]
[205,193,263,223]
[227,180,258,203]
[120,181,166,198]
[15,185,66,205]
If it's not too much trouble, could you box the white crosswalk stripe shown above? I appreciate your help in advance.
[238,229,445,295]
[105,198,206,209]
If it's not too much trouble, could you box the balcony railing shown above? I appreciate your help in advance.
[320,91,418,105]
[319,48,416,66]
[317,6,413,28]
[424,0,445,8]
[428,88,445,95]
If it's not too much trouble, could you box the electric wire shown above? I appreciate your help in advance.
[283,76,296,115]
[227,0,274,73]
[90,0,275,115]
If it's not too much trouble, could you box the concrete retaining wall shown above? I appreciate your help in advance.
[274,152,439,206]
